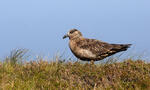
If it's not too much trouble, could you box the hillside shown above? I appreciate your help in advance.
[0,49,150,89]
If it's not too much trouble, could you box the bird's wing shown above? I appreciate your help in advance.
[76,38,113,56]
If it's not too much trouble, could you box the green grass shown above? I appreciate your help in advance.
[0,49,150,89]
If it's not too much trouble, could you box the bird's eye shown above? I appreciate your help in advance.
[70,30,77,34]
[70,31,74,34]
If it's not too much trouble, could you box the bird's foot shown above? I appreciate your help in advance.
[90,60,94,65]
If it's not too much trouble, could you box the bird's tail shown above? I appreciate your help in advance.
[111,44,132,51]
[120,44,132,51]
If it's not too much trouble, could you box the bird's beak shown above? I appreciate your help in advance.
[63,34,69,39]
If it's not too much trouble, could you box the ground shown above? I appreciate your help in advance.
[0,49,150,89]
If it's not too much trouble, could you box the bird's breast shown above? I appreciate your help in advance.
[69,40,77,54]
[69,40,96,60]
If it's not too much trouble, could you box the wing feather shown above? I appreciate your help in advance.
[76,38,113,56]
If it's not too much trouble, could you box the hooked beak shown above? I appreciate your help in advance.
[63,34,69,39]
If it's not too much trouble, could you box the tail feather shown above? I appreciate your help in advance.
[111,44,132,51]
[120,44,132,51]
[101,44,132,58]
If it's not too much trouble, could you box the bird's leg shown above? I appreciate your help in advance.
[90,60,94,65]
[77,58,81,63]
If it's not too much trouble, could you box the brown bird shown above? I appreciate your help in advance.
[63,29,131,61]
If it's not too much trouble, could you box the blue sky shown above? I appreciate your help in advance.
[0,0,150,59]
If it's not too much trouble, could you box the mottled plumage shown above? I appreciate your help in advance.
[63,29,131,61]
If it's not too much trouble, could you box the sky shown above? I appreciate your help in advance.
[0,0,150,60]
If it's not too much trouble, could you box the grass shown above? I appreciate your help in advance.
[0,49,150,89]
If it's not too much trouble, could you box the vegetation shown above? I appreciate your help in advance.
[0,49,150,89]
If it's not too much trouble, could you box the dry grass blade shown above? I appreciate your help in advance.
[5,48,28,65]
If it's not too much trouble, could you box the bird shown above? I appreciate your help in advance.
[63,29,132,62]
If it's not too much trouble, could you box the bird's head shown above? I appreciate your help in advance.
[63,29,83,39]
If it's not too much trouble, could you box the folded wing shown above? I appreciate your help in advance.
[76,38,131,60]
